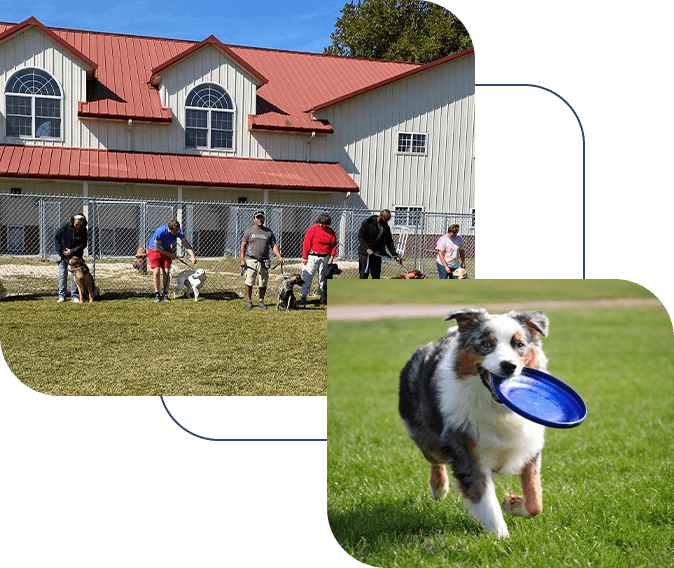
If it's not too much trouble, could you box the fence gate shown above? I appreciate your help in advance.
[39,200,61,258]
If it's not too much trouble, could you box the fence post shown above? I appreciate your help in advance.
[90,197,97,281]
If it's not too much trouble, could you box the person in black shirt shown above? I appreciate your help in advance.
[54,214,88,302]
[357,209,402,279]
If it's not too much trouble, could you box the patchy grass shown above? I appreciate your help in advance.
[0,294,326,396]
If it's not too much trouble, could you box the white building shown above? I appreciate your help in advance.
[0,16,474,210]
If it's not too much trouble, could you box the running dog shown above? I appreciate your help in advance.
[68,257,101,303]
[0,278,6,300]
[399,308,550,538]
[172,268,207,301]
[276,274,304,311]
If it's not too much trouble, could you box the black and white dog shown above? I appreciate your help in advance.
[399,308,549,538]
[276,273,305,311]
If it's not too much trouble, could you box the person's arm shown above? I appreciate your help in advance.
[181,238,197,265]
[240,240,247,266]
[272,243,284,264]
[357,220,373,255]
[385,226,401,262]
[329,235,337,264]
[459,247,466,268]
[54,226,65,257]
[155,239,176,259]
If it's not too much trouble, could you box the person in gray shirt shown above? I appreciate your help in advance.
[240,210,284,310]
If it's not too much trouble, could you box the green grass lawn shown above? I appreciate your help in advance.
[327,278,658,306]
[328,303,674,567]
[0,295,326,396]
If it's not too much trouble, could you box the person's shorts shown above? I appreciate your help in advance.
[244,258,269,287]
[148,247,171,270]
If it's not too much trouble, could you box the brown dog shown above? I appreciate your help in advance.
[68,257,100,303]
[133,247,148,275]
[391,269,426,279]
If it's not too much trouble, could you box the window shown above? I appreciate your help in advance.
[4,68,62,139]
[394,206,424,229]
[397,132,427,155]
[185,83,234,150]
[10,187,22,195]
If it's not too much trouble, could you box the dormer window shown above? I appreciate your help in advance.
[185,83,234,150]
[4,68,62,139]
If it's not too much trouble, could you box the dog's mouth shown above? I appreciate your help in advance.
[478,366,503,404]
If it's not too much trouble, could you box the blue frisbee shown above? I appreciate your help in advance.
[492,367,587,429]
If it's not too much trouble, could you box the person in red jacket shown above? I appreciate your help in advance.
[299,212,337,305]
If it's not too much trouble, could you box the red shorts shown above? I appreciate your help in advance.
[148,248,172,270]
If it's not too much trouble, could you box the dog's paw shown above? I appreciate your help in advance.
[502,492,529,517]
[486,519,510,539]
[429,480,449,501]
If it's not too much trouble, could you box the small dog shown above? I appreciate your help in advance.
[326,263,342,279]
[172,268,207,301]
[399,308,550,538]
[276,274,304,311]
[0,278,6,300]
[452,267,467,279]
[391,269,426,279]
[68,257,101,303]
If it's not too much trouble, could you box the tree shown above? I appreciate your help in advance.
[324,0,472,63]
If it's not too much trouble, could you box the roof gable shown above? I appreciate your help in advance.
[0,16,97,77]
[150,35,268,88]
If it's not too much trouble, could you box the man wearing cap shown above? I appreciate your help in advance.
[357,209,402,279]
[240,210,284,310]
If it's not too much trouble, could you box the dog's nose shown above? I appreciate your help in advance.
[499,361,517,376]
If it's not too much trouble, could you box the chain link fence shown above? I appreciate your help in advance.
[0,193,475,299]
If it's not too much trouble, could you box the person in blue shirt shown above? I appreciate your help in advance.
[147,219,196,302]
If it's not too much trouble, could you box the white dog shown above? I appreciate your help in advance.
[172,268,207,301]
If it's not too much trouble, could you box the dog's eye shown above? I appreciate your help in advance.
[515,341,525,349]
[481,340,492,349]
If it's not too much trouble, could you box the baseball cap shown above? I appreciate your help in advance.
[254,210,265,218]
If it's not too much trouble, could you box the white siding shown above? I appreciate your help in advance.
[0,27,88,148]
[146,45,259,156]
[313,53,475,214]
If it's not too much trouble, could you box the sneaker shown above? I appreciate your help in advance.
[257,301,267,310]
[163,294,170,302]
[154,293,161,303]
[71,297,80,303]
[57,297,66,303]
[298,298,307,306]
[245,301,253,310]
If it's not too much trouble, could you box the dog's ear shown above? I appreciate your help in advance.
[443,307,489,330]
[509,310,549,338]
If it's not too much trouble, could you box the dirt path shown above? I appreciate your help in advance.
[327,298,665,321]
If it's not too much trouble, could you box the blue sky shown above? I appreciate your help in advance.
[0,0,348,53]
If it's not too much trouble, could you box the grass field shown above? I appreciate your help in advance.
[0,294,326,396]
[327,282,674,567]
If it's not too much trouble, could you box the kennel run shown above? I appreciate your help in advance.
[0,193,475,298]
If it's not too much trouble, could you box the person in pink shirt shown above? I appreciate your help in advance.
[436,223,466,279]
[299,212,337,305]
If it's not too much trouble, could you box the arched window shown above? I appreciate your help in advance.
[4,68,62,139]
[185,83,234,150]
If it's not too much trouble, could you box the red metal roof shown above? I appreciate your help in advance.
[0,18,471,132]
[0,145,358,192]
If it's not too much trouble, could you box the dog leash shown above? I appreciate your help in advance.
[364,252,403,276]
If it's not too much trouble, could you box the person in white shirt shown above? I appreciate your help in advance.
[436,224,465,279]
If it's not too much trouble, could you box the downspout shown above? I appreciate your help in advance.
[306,131,316,162]
[127,119,133,151]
